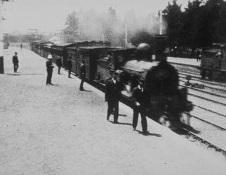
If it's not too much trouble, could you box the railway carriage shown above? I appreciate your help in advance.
[41,42,54,58]
[201,43,226,82]
[31,40,42,54]
[50,43,77,67]
[96,48,137,83]
[67,46,111,81]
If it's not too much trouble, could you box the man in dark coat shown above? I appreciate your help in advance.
[12,52,19,73]
[132,80,148,134]
[105,71,122,123]
[67,58,72,78]
[79,60,86,91]
[46,54,54,85]
[56,58,62,74]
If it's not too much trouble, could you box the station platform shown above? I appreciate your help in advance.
[0,47,225,175]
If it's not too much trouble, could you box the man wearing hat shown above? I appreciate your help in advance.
[132,79,148,134]
[67,57,72,78]
[12,52,19,73]
[79,60,86,91]
[46,54,54,85]
[105,70,122,123]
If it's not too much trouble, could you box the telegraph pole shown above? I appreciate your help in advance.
[0,0,9,74]
[124,23,128,48]
[159,10,163,35]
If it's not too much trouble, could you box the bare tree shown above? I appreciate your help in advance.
[63,11,79,42]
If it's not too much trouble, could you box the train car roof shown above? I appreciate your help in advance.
[51,43,77,50]
[109,47,136,51]
[122,60,158,73]
[53,43,73,47]
[79,46,110,49]
[67,46,113,50]
[203,48,221,54]
[32,40,43,43]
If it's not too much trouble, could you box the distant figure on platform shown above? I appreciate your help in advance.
[67,58,72,78]
[46,54,54,85]
[196,50,202,62]
[132,79,148,134]
[56,58,62,74]
[20,43,23,50]
[12,52,19,73]
[105,71,122,123]
[79,60,86,91]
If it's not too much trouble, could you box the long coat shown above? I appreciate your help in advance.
[46,60,54,72]
[12,56,19,64]
[80,64,86,79]
[105,79,122,102]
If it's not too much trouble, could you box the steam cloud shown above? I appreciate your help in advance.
[64,8,166,46]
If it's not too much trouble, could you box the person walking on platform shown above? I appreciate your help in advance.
[56,58,62,74]
[132,79,148,134]
[79,60,86,91]
[12,52,19,73]
[67,58,72,78]
[105,71,122,123]
[46,54,54,85]
[196,50,202,62]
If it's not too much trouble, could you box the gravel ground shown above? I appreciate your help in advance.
[0,47,226,175]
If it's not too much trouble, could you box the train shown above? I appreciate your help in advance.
[200,43,226,82]
[30,39,193,127]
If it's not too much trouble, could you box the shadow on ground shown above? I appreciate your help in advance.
[6,73,44,76]
[137,130,162,137]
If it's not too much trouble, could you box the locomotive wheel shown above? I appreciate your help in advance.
[158,114,168,125]
[180,113,191,126]
[158,114,171,128]
[167,112,182,127]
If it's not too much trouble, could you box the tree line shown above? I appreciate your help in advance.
[164,0,226,49]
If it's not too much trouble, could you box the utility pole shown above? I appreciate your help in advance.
[159,10,163,35]
[124,23,128,48]
[0,0,9,74]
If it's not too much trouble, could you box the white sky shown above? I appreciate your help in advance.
[3,0,189,33]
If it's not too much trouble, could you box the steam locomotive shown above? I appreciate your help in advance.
[30,40,193,126]
[102,43,193,125]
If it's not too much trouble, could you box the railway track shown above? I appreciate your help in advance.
[194,105,226,118]
[179,78,226,95]
[179,84,226,107]
[170,61,226,89]
[85,76,226,156]
[179,72,226,88]
[180,73,226,89]
[180,82,226,99]
[178,121,226,156]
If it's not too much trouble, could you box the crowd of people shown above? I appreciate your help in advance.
[45,54,86,91]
